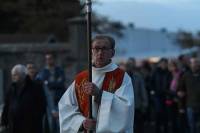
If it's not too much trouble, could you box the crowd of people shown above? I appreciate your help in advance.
[119,55,200,133]
[0,53,66,133]
[0,35,200,133]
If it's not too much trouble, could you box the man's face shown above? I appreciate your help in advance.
[182,56,190,66]
[126,59,136,71]
[92,39,114,68]
[27,64,37,79]
[45,54,55,66]
[159,61,168,70]
[190,58,200,72]
[168,62,176,72]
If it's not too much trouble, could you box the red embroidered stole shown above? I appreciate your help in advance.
[75,68,125,117]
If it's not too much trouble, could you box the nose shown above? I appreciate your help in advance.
[96,50,104,56]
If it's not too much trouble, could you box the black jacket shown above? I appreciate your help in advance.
[151,67,172,97]
[178,70,200,109]
[1,76,46,133]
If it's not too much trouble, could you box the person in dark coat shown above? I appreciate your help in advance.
[126,58,148,133]
[178,57,200,133]
[36,53,66,133]
[0,64,46,133]
[150,58,172,133]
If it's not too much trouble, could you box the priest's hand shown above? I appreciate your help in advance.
[83,118,96,131]
[83,82,100,97]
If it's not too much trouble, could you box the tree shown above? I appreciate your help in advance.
[0,0,125,40]
[177,31,195,48]
[79,0,125,37]
[176,31,200,48]
[91,13,125,37]
[0,0,81,40]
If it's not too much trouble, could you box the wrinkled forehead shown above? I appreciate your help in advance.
[92,39,111,48]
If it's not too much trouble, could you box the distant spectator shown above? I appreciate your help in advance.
[178,55,190,73]
[178,57,200,133]
[26,62,38,81]
[168,59,181,133]
[177,55,191,133]
[140,60,153,122]
[0,64,46,133]
[150,58,172,133]
[127,57,148,133]
[37,53,66,133]
[26,62,51,133]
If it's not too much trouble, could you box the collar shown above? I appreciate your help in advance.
[92,62,118,74]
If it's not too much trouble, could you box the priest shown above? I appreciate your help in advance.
[59,35,134,133]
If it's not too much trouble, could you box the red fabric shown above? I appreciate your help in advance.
[75,70,89,117]
[101,68,125,92]
[75,68,125,117]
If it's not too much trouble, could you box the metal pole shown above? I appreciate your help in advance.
[86,0,93,132]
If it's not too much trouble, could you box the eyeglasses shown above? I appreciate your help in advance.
[92,47,112,52]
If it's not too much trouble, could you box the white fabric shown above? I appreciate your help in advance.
[59,62,134,133]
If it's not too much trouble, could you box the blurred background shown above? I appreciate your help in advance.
[0,0,200,133]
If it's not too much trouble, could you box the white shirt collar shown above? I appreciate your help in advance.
[92,62,118,74]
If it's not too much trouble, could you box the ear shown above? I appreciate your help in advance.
[111,49,115,57]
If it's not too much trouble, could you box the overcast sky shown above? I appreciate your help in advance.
[93,0,200,33]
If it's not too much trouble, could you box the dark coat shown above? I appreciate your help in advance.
[151,67,172,97]
[36,66,66,106]
[150,67,172,112]
[178,70,200,110]
[1,76,46,133]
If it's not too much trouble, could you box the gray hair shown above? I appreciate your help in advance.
[92,35,115,49]
[11,64,27,79]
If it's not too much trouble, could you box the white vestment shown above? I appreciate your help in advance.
[59,62,134,133]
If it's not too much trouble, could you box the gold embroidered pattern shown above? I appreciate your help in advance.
[108,76,116,93]
[76,78,88,106]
